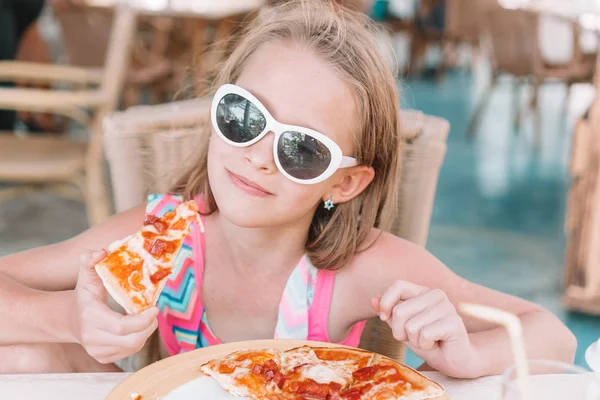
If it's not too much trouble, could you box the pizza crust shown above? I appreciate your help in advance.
[95,262,142,315]
[370,353,448,400]
[201,346,449,400]
[200,349,281,399]
[95,262,167,315]
[93,200,199,315]
[200,364,252,397]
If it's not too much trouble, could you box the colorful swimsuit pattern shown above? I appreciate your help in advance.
[147,194,365,355]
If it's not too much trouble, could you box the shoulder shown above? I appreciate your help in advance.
[64,203,146,260]
[329,229,449,325]
[341,228,453,297]
[351,229,440,274]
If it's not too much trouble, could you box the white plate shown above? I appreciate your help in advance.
[163,377,247,400]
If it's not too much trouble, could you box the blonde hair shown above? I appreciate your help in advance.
[172,0,402,270]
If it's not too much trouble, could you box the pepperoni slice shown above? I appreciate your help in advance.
[149,239,177,258]
[352,366,379,381]
[263,359,278,372]
[273,372,287,389]
[143,239,152,253]
[264,369,275,381]
[251,364,264,375]
[296,380,331,399]
[143,215,168,233]
[340,388,361,400]
[263,359,279,381]
[150,269,171,284]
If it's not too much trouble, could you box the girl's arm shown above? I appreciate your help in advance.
[348,231,577,378]
[0,205,145,291]
[0,206,159,364]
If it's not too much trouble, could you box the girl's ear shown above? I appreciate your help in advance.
[325,166,375,205]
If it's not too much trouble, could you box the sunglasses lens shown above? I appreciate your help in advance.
[216,94,266,143]
[277,131,332,180]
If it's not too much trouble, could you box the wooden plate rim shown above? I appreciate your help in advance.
[105,339,350,400]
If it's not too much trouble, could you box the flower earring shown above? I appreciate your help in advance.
[324,198,334,210]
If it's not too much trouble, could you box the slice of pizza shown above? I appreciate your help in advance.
[278,346,374,397]
[201,346,448,400]
[200,348,289,399]
[95,200,200,314]
[346,354,448,400]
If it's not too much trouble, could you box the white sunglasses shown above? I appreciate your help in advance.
[211,84,358,185]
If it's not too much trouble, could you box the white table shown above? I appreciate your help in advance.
[501,0,600,28]
[78,0,264,93]
[0,372,504,400]
[84,0,265,19]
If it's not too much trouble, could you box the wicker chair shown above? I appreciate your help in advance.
[404,0,494,77]
[563,64,600,315]
[53,5,175,106]
[0,4,138,226]
[103,99,449,369]
[467,6,597,140]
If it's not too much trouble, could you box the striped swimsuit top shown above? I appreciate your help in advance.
[149,194,366,355]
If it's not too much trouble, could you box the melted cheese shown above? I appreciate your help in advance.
[281,348,355,387]
[280,348,320,370]
[102,201,198,308]
[299,364,352,386]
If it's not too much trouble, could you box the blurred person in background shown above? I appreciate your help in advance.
[1,0,85,132]
[409,0,446,77]
[0,0,45,131]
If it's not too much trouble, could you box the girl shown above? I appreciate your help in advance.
[0,0,575,377]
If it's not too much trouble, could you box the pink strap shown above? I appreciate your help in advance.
[157,312,180,355]
[308,270,335,341]
[308,270,365,347]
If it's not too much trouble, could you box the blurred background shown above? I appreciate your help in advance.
[0,0,599,369]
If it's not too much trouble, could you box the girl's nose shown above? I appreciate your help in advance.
[244,131,277,174]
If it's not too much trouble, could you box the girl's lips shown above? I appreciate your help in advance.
[227,170,273,197]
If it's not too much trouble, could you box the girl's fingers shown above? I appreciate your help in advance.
[404,303,450,349]
[378,281,428,321]
[108,318,158,350]
[78,249,108,301]
[85,346,127,364]
[87,317,157,353]
[418,315,458,350]
[371,296,382,314]
[99,306,159,336]
[387,289,448,333]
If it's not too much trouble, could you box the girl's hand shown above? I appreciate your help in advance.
[68,250,158,364]
[372,280,484,378]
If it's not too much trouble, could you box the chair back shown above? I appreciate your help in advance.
[563,64,600,313]
[104,98,211,213]
[359,110,449,361]
[54,7,113,67]
[483,6,539,76]
[445,0,494,43]
[104,101,450,363]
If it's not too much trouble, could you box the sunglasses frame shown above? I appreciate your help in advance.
[211,84,358,185]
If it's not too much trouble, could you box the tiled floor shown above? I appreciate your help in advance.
[401,64,600,368]
[1,37,599,371]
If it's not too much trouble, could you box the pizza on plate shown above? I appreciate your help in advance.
[95,200,200,314]
[201,346,448,400]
